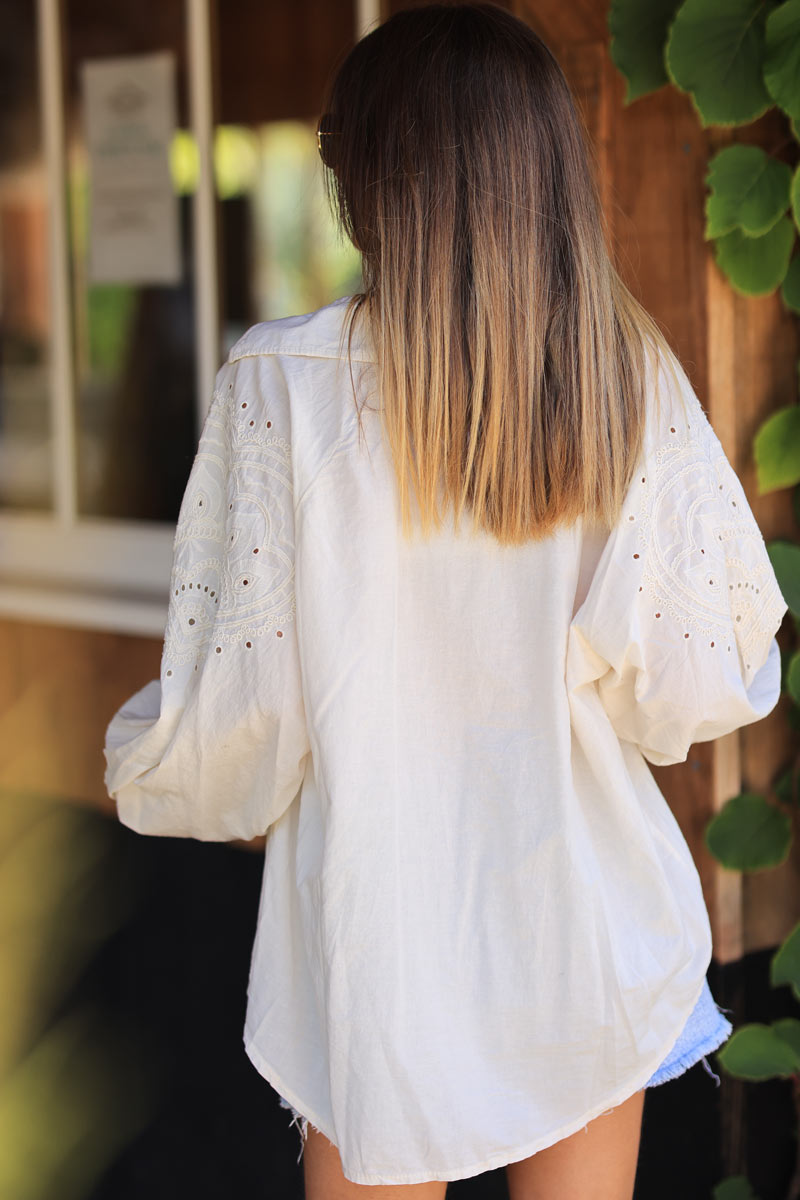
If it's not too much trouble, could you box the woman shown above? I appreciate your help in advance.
[104,4,787,1196]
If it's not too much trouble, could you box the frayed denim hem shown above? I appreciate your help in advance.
[644,980,733,1088]
[278,1093,321,1164]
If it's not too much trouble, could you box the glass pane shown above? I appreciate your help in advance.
[64,0,196,522]
[0,1,51,512]
[216,0,362,354]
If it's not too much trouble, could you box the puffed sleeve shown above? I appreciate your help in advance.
[103,353,311,841]
[567,349,787,768]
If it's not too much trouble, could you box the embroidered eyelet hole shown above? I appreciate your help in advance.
[188,618,195,626]
[736,615,741,622]
[266,421,272,428]
[655,612,661,618]
[701,548,705,554]
[181,585,185,591]
[210,591,215,597]
[670,426,676,433]
[710,641,715,647]
[628,515,635,521]
[246,641,252,648]
[684,632,690,639]
[633,553,639,559]
[641,477,646,483]
[242,579,249,586]
[204,586,208,592]
[708,579,714,585]
[732,501,737,506]
[241,402,247,409]
[215,646,222,654]
[249,420,254,426]
[276,630,283,638]
[638,586,643,592]
[253,548,259,554]
[166,670,172,676]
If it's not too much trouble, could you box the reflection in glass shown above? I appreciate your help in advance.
[64,0,196,523]
[216,121,362,352]
[0,1,51,512]
[64,0,362,524]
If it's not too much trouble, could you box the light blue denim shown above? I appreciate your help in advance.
[644,975,732,1087]
[276,976,733,1161]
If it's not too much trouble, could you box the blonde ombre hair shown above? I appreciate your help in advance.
[321,2,682,545]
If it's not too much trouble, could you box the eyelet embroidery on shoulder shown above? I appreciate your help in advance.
[631,413,785,688]
[162,382,295,675]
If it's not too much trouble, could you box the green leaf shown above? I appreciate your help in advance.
[767,539,800,615]
[713,1177,760,1200]
[712,217,795,295]
[753,404,800,491]
[716,1021,800,1078]
[774,1018,800,1060]
[666,0,773,127]
[705,145,792,238]
[782,256,800,313]
[772,924,800,998]
[788,651,800,704]
[608,0,684,103]
[705,792,791,870]
[764,0,800,122]
[793,164,800,232]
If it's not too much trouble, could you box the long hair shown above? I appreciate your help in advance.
[320,2,681,545]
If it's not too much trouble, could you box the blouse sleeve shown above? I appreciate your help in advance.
[103,354,311,841]
[567,350,787,768]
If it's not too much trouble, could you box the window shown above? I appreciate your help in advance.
[0,0,372,635]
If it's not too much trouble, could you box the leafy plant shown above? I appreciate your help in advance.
[608,0,800,1195]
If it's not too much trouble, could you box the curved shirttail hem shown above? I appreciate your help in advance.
[242,975,711,1188]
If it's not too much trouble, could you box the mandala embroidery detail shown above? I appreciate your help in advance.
[630,413,784,689]
[162,382,296,673]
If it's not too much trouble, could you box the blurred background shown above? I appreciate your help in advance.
[0,1,798,1197]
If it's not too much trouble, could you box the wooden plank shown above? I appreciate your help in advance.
[0,619,161,810]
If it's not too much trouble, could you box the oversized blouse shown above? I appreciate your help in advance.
[104,294,787,1186]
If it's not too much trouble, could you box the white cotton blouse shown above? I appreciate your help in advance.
[104,294,787,1186]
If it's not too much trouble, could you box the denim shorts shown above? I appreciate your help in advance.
[276,976,733,1162]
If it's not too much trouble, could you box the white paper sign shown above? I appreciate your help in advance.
[81,52,181,285]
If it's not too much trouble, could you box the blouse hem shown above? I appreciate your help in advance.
[242,973,711,1187]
